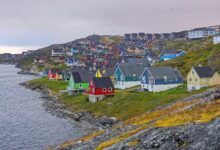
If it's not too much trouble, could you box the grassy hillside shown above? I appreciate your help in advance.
[157,39,220,77]
[30,78,209,121]
[165,37,212,51]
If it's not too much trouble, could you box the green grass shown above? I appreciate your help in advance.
[165,37,212,51]
[29,78,209,121]
[29,77,68,94]
[59,84,208,120]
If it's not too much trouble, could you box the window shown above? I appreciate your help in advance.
[189,78,192,81]
[120,75,124,81]
[164,76,168,83]
[79,84,82,88]
[108,87,112,92]
[133,74,136,80]
[195,79,197,82]
[149,77,154,84]
[192,71,194,74]
[103,88,106,92]
[142,76,146,83]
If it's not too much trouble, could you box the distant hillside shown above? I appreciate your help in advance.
[157,38,220,77]
[18,34,122,68]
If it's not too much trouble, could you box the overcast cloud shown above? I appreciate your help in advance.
[0,0,219,53]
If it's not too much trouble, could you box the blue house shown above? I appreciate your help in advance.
[71,47,79,54]
[140,67,183,92]
[160,50,186,61]
[65,57,74,66]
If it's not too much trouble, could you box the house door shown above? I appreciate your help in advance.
[192,86,196,90]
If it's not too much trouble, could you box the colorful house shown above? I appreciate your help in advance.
[114,63,145,89]
[65,57,74,66]
[213,33,220,44]
[71,47,79,54]
[67,69,95,91]
[62,70,71,82]
[88,77,114,103]
[141,67,183,92]
[160,50,186,61]
[48,68,62,80]
[187,66,220,91]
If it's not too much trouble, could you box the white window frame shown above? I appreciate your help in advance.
[108,87,112,92]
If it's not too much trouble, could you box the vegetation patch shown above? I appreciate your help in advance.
[157,40,220,76]
[29,77,68,94]
[96,125,150,150]
[49,130,104,150]
[155,99,220,127]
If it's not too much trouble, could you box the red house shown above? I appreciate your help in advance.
[48,68,61,80]
[89,77,114,103]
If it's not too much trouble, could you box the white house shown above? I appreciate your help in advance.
[213,34,220,44]
[188,27,216,40]
[51,49,64,57]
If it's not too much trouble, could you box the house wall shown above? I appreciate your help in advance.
[55,74,63,80]
[115,81,141,89]
[188,30,205,39]
[213,36,220,44]
[142,83,182,92]
[210,72,220,86]
[89,94,105,103]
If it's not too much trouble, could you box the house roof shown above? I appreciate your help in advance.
[92,77,113,88]
[50,68,62,74]
[147,67,183,80]
[71,67,96,82]
[118,63,145,77]
[71,72,82,83]
[193,67,215,78]
[102,68,115,77]
[52,49,63,53]
[162,50,185,55]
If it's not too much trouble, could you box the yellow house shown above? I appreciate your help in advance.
[55,72,63,80]
[187,66,220,91]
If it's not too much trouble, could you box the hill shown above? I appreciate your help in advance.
[157,38,220,77]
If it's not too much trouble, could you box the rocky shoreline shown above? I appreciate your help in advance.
[20,81,119,130]
[20,81,220,150]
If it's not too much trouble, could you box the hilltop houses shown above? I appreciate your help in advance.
[188,27,216,40]
[160,50,186,61]
[88,77,114,103]
[141,67,183,92]
[114,63,145,89]
[51,48,64,57]
[187,66,220,91]
[213,33,220,44]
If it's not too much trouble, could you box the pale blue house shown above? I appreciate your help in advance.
[160,50,186,61]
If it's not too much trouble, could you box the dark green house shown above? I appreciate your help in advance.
[114,63,145,89]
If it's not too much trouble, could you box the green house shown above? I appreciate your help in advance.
[67,69,95,91]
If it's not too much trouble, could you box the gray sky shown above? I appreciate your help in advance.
[0,0,219,54]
